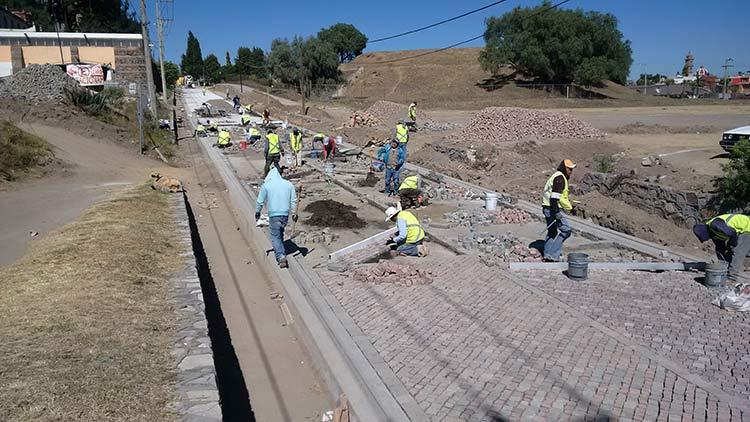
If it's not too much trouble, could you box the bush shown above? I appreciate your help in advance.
[592,154,616,173]
[716,140,750,212]
[65,87,115,116]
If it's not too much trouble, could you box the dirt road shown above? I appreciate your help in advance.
[0,124,167,267]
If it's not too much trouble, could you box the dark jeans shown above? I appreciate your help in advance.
[269,215,288,262]
[385,167,400,195]
[716,233,750,280]
[264,154,281,177]
[542,206,572,262]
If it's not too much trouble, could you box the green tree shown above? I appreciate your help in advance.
[717,140,750,211]
[203,54,222,84]
[236,47,267,79]
[223,51,234,76]
[318,23,368,63]
[180,31,204,78]
[268,36,340,98]
[480,2,633,85]
[5,0,139,32]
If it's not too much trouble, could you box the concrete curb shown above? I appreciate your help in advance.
[169,194,222,421]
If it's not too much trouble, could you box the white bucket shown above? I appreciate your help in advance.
[485,192,498,211]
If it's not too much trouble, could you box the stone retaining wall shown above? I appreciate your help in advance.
[576,172,715,228]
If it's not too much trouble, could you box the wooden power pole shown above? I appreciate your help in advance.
[139,0,157,116]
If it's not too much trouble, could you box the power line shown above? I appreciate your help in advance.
[369,0,512,43]
[368,0,573,65]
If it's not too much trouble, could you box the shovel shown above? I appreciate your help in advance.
[289,184,302,239]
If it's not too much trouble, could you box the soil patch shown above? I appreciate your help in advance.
[611,122,717,135]
[356,172,379,187]
[304,199,366,228]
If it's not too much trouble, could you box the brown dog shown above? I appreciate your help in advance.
[151,173,183,193]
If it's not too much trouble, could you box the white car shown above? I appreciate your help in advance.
[720,125,750,152]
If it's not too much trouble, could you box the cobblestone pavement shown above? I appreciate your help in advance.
[318,256,750,421]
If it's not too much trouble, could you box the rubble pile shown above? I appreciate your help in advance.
[347,110,382,127]
[294,228,336,245]
[423,182,480,201]
[461,231,541,266]
[0,64,81,102]
[453,107,605,144]
[352,262,433,286]
[419,120,463,132]
[445,207,531,227]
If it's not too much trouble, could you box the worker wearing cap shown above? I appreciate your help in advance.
[394,121,409,154]
[289,128,303,168]
[217,129,232,149]
[194,122,207,137]
[693,214,750,281]
[378,139,405,196]
[398,173,424,209]
[264,128,284,177]
[541,159,576,262]
[247,124,262,145]
[408,102,417,122]
[385,205,427,257]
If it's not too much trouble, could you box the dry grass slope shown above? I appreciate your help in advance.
[0,184,180,422]
[0,121,57,182]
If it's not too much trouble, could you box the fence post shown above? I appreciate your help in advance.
[566,85,570,99]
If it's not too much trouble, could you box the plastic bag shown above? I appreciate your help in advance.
[712,283,750,312]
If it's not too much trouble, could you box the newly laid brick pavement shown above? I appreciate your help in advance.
[319,256,750,421]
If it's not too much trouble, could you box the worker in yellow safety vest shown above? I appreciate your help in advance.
[241,113,252,126]
[247,123,262,144]
[289,128,303,168]
[264,128,284,177]
[541,159,576,262]
[217,129,232,149]
[394,121,409,153]
[398,174,426,209]
[385,204,428,257]
[194,122,207,137]
[312,132,325,159]
[207,120,218,132]
[693,213,750,281]
[408,102,417,122]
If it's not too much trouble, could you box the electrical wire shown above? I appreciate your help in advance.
[368,0,573,65]
[369,0,512,43]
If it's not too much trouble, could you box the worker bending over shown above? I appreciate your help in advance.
[312,132,325,159]
[693,214,750,281]
[247,123,262,145]
[385,205,428,257]
[398,174,425,209]
[322,136,336,161]
[255,167,297,268]
[206,120,218,132]
[378,139,405,197]
[264,128,284,177]
[394,120,409,154]
[541,159,576,262]
[194,122,207,137]
[241,112,252,126]
[217,129,232,149]
[289,128,303,168]
[408,102,417,122]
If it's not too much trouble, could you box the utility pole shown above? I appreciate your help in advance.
[139,0,157,116]
[155,0,169,102]
[722,57,734,100]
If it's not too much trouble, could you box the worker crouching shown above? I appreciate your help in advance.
[216,129,232,149]
[398,174,427,209]
[385,205,428,257]
[541,159,576,262]
[693,213,750,281]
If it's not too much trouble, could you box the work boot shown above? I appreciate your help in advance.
[279,257,288,269]
[418,244,428,257]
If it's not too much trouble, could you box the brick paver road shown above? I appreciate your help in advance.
[319,256,750,421]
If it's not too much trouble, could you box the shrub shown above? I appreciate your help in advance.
[716,140,750,212]
[0,121,54,181]
[65,87,114,116]
[592,154,616,173]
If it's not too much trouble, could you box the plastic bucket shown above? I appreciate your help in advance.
[567,253,589,280]
[704,262,728,287]
[239,139,248,150]
[485,192,498,211]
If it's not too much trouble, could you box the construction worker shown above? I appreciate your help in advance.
[264,128,284,177]
[394,120,409,154]
[217,129,232,149]
[385,204,427,257]
[322,136,337,161]
[207,120,218,132]
[693,214,750,281]
[541,159,576,262]
[247,123,262,144]
[262,108,270,126]
[194,121,207,137]
[241,112,252,126]
[255,167,297,268]
[377,139,405,196]
[289,128,303,168]
[312,132,325,159]
[398,173,425,209]
[408,102,417,122]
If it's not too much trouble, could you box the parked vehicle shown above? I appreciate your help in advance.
[720,125,750,152]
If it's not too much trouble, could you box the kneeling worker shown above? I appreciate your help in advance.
[194,121,207,137]
[247,123,262,145]
[693,213,750,281]
[255,167,297,269]
[241,112,252,127]
[217,128,232,149]
[541,159,576,262]
[385,205,428,257]
[398,173,425,209]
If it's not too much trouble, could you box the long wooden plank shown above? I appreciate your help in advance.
[509,261,707,271]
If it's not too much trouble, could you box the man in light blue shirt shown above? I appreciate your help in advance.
[255,167,297,268]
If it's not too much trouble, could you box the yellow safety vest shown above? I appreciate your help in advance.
[290,132,302,152]
[267,133,280,155]
[541,171,572,211]
[218,130,231,145]
[249,128,261,137]
[195,124,206,132]
[707,214,750,241]
[396,124,408,144]
[314,132,325,140]
[399,210,425,244]
[209,122,218,131]
[241,114,251,124]
[399,175,419,191]
[408,105,416,120]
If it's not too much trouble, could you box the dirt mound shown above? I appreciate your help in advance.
[0,64,80,103]
[445,208,532,227]
[347,100,409,127]
[304,199,366,228]
[453,107,605,144]
[352,262,433,286]
[356,172,379,187]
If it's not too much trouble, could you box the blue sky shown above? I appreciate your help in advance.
[144,0,750,80]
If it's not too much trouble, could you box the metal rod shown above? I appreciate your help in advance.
[509,261,707,271]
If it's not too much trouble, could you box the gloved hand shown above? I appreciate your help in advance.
[255,212,261,221]
[385,237,394,245]
[292,214,298,223]
[555,212,564,221]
